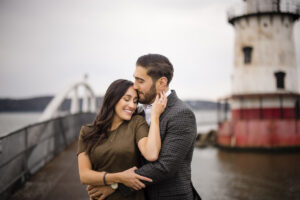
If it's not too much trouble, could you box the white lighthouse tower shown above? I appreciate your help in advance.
[218,0,300,148]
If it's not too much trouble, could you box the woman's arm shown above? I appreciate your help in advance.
[78,152,110,185]
[78,152,152,189]
[138,92,167,162]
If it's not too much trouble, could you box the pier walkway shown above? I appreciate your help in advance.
[9,141,88,200]
[6,138,300,200]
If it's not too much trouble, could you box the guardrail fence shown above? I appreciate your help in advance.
[0,112,96,200]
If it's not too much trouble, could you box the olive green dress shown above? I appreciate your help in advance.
[77,115,149,200]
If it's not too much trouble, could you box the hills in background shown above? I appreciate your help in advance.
[0,96,224,112]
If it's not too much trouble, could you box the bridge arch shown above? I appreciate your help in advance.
[39,80,97,121]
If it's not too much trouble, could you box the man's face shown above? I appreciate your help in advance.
[133,66,157,104]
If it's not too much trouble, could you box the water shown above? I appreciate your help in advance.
[192,148,300,200]
[0,112,41,136]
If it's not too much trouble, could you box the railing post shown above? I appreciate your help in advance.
[58,117,67,147]
[24,127,29,180]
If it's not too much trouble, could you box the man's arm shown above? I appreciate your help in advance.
[119,109,197,196]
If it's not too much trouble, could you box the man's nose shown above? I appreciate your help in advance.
[133,82,138,90]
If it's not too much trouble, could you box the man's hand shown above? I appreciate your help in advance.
[86,185,115,200]
[151,92,167,118]
[118,166,152,190]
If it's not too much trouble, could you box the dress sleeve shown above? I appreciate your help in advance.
[134,115,149,145]
[77,126,87,156]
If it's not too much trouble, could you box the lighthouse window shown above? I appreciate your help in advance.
[242,46,253,64]
[274,71,286,89]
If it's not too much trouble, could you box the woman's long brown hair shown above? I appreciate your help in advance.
[82,79,134,155]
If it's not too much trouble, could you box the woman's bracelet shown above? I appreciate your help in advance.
[103,172,108,186]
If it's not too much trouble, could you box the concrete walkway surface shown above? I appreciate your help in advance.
[10,141,89,200]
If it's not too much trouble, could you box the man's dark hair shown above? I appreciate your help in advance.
[136,54,174,85]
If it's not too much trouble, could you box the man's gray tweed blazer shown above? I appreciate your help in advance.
[119,90,201,200]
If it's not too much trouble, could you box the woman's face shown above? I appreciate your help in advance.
[114,86,138,121]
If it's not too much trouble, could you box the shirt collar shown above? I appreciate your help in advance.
[165,89,171,97]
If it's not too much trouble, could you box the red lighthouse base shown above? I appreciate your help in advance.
[218,119,300,148]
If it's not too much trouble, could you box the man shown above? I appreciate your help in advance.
[87,54,201,200]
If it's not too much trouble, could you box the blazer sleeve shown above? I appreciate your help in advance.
[118,108,197,196]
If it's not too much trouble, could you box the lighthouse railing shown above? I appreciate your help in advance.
[227,0,300,22]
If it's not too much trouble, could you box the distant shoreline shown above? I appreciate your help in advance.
[0,96,225,112]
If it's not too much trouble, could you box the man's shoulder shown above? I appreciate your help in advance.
[169,97,195,116]
[167,90,194,114]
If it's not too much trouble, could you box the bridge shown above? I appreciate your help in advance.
[0,78,97,200]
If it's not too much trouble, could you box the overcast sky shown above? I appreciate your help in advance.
[0,0,299,101]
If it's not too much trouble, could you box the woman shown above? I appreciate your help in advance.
[77,79,167,200]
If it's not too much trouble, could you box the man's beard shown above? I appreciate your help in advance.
[139,84,156,104]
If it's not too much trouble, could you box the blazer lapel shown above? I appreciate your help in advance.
[159,90,177,121]
[159,90,178,137]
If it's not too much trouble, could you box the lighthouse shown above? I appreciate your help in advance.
[218,0,300,148]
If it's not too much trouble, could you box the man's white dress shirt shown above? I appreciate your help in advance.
[141,90,171,125]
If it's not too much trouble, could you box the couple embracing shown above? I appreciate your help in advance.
[77,54,201,200]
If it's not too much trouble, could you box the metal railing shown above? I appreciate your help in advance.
[0,112,96,200]
[227,0,300,22]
